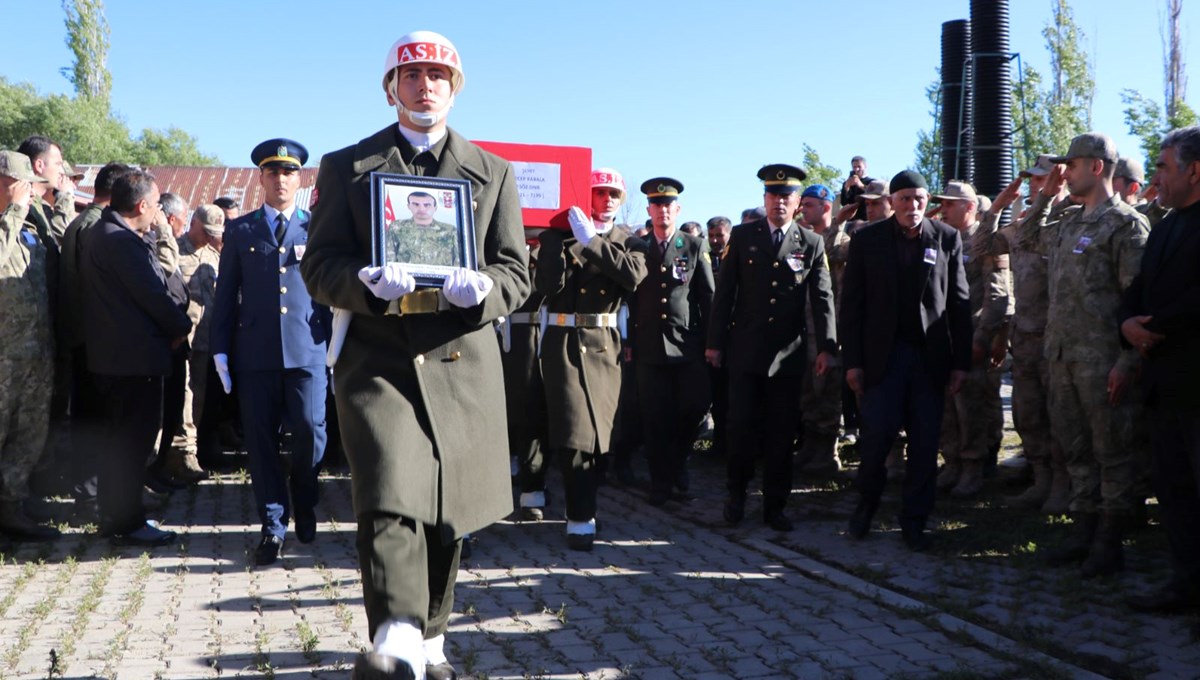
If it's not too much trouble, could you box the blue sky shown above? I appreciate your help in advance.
[2,0,1195,224]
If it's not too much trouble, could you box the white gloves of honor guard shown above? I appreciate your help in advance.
[358,264,417,301]
[441,268,493,308]
[568,206,597,246]
[214,353,232,394]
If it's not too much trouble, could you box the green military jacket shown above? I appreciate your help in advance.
[386,217,459,267]
[1,203,51,360]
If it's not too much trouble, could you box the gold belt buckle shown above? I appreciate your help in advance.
[399,289,440,315]
[556,313,568,326]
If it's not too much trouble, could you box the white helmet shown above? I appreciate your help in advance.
[591,168,625,201]
[383,31,465,95]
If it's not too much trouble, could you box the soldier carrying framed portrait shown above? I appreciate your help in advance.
[369,172,477,287]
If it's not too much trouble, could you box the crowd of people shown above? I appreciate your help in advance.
[2,27,1198,680]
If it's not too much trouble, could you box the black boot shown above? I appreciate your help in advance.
[1043,512,1098,566]
[1081,512,1125,579]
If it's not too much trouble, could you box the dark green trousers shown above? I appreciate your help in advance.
[357,513,462,639]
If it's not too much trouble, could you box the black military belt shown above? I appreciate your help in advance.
[385,289,448,316]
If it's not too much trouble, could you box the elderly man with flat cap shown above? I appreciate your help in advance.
[1016,132,1150,579]
[211,138,331,566]
[706,164,836,532]
[840,169,972,551]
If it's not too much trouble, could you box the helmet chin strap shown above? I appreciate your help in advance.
[389,77,453,129]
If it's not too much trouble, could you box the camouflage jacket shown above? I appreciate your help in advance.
[180,244,221,353]
[386,218,459,267]
[0,203,52,359]
[1017,192,1149,369]
[960,215,1012,348]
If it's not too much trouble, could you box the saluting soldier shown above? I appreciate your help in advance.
[538,169,648,551]
[387,190,460,267]
[706,164,837,532]
[211,138,331,566]
[630,177,714,505]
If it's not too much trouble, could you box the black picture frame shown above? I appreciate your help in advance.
[369,172,477,288]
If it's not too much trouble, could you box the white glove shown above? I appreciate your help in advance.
[442,268,493,308]
[568,206,597,246]
[358,264,416,301]
[213,353,232,394]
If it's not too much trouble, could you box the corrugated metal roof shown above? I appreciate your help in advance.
[74,165,319,213]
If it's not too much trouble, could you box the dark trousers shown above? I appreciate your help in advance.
[608,358,642,476]
[856,341,946,530]
[357,513,461,640]
[518,439,547,495]
[842,380,860,431]
[726,369,803,516]
[637,359,710,493]
[237,366,327,539]
[94,374,162,535]
[1149,405,1200,585]
[152,344,189,467]
[69,347,101,502]
[556,447,598,521]
[196,355,238,466]
[709,364,729,457]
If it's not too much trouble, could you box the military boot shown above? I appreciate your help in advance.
[1009,460,1051,509]
[936,460,961,491]
[1041,468,1071,515]
[1043,512,1098,566]
[165,450,208,485]
[1081,512,1126,579]
[0,500,61,541]
[799,433,841,477]
[951,459,985,498]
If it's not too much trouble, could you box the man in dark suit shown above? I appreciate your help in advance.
[82,169,192,546]
[706,164,837,532]
[840,170,972,551]
[300,31,531,680]
[210,138,330,566]
[1120,126,1200,614]
[631,178,715,506]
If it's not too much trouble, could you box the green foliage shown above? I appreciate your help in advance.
[912,76,942,190]
[1121,88,1198,170]
[800,143,843,192]
[61,0,111,102]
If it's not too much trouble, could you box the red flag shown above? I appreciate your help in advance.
[385,193,395,223]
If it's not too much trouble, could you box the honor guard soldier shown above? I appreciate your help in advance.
[630,177,714,505]
[706,164,837,531]
[300,31,530,680]
[210,139,330,566]
[503,233,549,521]
[538,168,648,551]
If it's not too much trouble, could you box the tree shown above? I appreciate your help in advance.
[800,144,843,192]
[913,77,942,191]
[1121,0,1196,169]
[61,0,111,102]
[1042,0,1095,155]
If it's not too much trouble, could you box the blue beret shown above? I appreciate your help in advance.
[801,184,834,202]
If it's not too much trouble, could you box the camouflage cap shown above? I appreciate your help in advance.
[0,150,49,183]
[63,160,85,180]
[1049,132,1118,164]
[1115,156,1145,184]
[192,204,226,236]
[932,180,978,204]
[859,179,890,200]
[977,195,992,213]
[1020,154,1056,178]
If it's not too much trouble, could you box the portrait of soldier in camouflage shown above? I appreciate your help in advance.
[385,189,460,267]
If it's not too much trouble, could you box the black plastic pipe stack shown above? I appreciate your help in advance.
[941,19,973,185]
[970,0,1014,207]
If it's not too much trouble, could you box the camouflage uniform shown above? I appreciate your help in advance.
[0,201,53,503]
[1135,200,1169,228]
[386,218,459,267]
[180,244,221,425]
[1018,193,1149,514]
[939,214,1011,490]
[798,223,850,474]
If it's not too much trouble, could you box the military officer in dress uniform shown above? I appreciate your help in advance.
[706,164,837,531]
[301,31,530,680]
[630,177,714,505]
[210,138,330,567]
[538,169,648,552]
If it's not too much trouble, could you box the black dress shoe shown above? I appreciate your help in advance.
[674,468,690,494]
[1126,580,1200,614]
[519,506,544,521]
[295,516,317,544]
[566,533,594,552]
[901,527,932,552]
[765,511,794,532]
[847,501,873,540]
[255,535,284,566]
[723,496,745,524]
[352,652,417,680]
[647,489,671,506]
[426,662,458,680]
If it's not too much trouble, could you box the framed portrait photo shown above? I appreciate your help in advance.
[369,173,477,288]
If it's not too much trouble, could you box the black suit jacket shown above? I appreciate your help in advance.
[840,216,972,387]
[82,208,192,376]
[707,218,837,377]
[631,230,714,364]
[1119,200,1200,407]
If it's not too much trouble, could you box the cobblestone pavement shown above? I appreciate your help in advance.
[1,392,1197,679]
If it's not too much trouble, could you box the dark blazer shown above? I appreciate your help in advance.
[840,216,972,387]
[211,206,330,371]
[631,229,714,364]
[81,208,192,376]
[707,218,837,377]
[1119,200,1200,407]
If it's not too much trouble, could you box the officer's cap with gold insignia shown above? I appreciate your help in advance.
[640,177,684,205]
[757,163,807,194]
[251,138,309,170]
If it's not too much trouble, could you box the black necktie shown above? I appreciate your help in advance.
[274,213,287,243]
[660,240,668,258]
[773,228,784,249]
